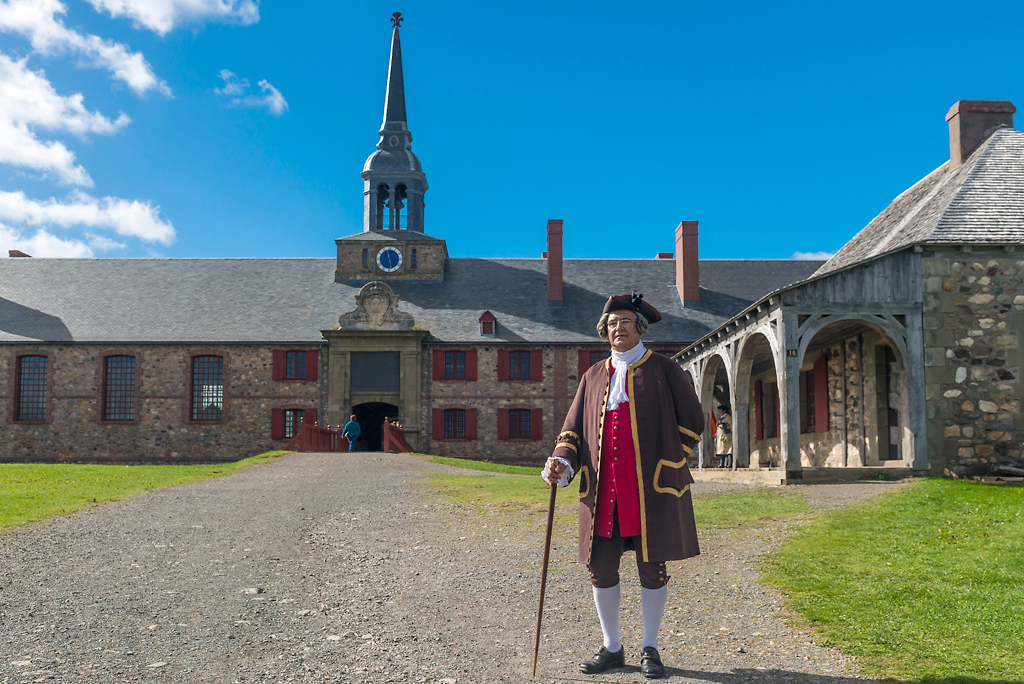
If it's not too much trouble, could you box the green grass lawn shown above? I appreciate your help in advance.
[419,453,810,528]
[763,478,1024,683]
[0,451,289,535]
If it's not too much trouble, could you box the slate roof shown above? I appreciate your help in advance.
[0,257,822,345]
[817,127,1024,276]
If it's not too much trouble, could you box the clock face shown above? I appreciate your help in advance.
[377,246,403,272]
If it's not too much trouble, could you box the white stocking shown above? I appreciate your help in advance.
[592,584,622,652]
[641,585,668,650]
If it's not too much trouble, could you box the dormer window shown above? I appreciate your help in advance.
[479,310,497,337]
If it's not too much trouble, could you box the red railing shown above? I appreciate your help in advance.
[383,419,415,453]
[286,419,349,452]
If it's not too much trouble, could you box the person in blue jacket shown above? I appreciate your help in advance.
[342,415,361,452]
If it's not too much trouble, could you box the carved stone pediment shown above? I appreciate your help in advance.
[338,281,414,330]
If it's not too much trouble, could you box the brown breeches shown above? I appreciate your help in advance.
[588,512,670,590]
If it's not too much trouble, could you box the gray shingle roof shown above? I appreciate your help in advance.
[816,127,1024,276]
[0,257,822,344]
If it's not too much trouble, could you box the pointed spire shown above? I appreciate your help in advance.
[382,15,407,129]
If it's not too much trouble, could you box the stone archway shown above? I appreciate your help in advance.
[793,315,919,469]
[733,331,779,470]
[352,402,399,452]
[698,353,732,469]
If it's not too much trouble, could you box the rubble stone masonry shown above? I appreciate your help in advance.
[1,344,321,463]
[922,247,1023,476]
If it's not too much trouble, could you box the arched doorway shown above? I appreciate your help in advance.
[735,332,778,470]
[352,402,399,452]
[795,317,911,468]
[698,354,731,469]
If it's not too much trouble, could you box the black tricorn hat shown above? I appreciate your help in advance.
[602,291,662,324]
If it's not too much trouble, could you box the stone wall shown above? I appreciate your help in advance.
[334,238,447,280]
[420,345,562,464]
[0,344,321,463]
[921,248,1023,477]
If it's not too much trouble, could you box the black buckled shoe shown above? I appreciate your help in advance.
[579,646,625,674]
[639,646,665,678]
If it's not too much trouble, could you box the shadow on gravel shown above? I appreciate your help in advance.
[668,669,862,682]
[666,670,1022,684]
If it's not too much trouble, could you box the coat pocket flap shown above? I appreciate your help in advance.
[653,459,694,497]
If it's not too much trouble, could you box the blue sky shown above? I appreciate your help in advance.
[1,0,1022,261]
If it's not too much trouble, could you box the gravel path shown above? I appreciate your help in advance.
[0,453,905,683]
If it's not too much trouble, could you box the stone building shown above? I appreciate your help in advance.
[677,101,1024,482]
[0,22,818,464]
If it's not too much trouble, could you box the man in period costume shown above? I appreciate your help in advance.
[715,405,732,468]
[543,293,703,678]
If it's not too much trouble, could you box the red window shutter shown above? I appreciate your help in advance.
[578,350,590,378]
[497,408,510,440]
[271,408,284,439]
[530,350,542,381]
[530,408,543,440]
[814,356,829,433]
[754,381,764,441]
[466,349,478,381]
[465,409,478,440]
[432,408,444,440]
[306,350,318,381]
[432,350,444,381]
[772,383,781,439]
[272,350,285,381]
[305,408,318,427]
[497,350,510,381]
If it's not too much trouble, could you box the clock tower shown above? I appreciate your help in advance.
[335,13,448,281]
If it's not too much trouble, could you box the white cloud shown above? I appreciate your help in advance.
[215,69,287,115]
[88,0,259,35]
[0,52,131,185]
[214,68,247,95]
[791,250,836,261]
[0,189,176,244]
[0,0,170,95]
[85,232,127,251]
[0,222,94,257]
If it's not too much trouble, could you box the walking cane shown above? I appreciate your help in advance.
[533,482,558,676]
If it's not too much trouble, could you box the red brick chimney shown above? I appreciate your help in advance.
[946,100,1015,169]
[546,219,563,306]
[675,221,699,305]
[8,250,31,257]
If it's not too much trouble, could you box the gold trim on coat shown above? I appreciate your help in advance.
[678,426,702,442]
[578,465,590,499]
[652,459,692,497]
[559,430,580,441]
[558,442,579,454]
[627,349,654,562]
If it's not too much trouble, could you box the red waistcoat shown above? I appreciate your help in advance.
[594,366,641,538]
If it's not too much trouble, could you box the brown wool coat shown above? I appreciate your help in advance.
[552,350,704,565]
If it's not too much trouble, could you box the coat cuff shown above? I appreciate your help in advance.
[542,457,574,487]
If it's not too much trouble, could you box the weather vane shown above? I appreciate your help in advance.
[391,12,403,28]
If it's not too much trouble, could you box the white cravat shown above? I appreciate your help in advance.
[606,340,646,411]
